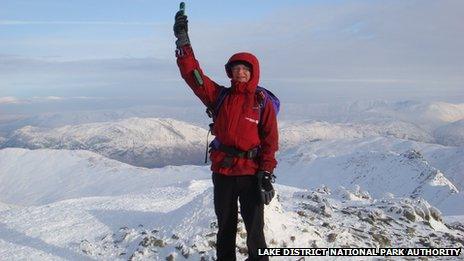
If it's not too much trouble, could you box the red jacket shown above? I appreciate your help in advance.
[176,45,278,176]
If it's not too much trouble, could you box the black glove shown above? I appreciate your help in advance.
[173,10,190,47]
[257,171,275,205]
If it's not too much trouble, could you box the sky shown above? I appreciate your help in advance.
[1,0,463,113]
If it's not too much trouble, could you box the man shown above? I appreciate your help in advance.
[174,7,278,261]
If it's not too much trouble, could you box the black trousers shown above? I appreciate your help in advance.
[212,173,268,261]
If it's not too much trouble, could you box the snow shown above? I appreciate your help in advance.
[0,148,210,206]
[0,172,462,260]
[1,118,208,168]
[434,119,464,146]
[1,99,464,260]
[279,120,434,150]
[282,100,464,125]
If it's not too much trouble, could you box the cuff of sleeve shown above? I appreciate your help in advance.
[259,165,274,174]
[175,44,193,58]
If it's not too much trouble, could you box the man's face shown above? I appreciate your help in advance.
[231,64,251,83]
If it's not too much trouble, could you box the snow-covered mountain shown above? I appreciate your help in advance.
[3,100,463,145]
[279,120,434,150]
[356,100,464,127]
[283,100,464,126]
[0,105,207,134]
[0,148,210,206]
[434,119,464,146]
[0,116,444,170]
[1,118,208,168]
[279,144,462,215]
[1,99,464,260]
[0,148,462,260]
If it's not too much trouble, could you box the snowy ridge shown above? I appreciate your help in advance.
[0,117,440,170]
[1,118,208,168]
[281,100,464,146]
[434,119,464,146]
[418,102,464,124]
[3,100,464,145]
[279,135,464,191]
[0,148,210,206]
[0,201,13,212]
[0,105,207,134]
[355,100,464,127]
[279,120,433,150]
[283,100,464,124]
[279,144,462,215]
[422,145,464,192]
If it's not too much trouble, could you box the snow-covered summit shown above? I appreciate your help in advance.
[1,117,208,168]
[279,143,462,215]
[0,177,462,260]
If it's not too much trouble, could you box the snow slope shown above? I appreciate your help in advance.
[1,118,208,168]
[0,148,463,260]
[0,148,210,206]
[278,136,463,215]
[434,119,464,146]
[422,145,464,193]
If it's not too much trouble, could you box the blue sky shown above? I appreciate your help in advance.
[1,0,463,110]
[1,0,314,59]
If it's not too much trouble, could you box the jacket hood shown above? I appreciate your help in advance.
[225,52,260,93]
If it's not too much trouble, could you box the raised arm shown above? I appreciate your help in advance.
[173,3,222,107]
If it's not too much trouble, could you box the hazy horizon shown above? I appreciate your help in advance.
[1,0,463,114]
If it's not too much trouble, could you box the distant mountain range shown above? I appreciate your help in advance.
[1,118,207,168]
[1,98,463,259]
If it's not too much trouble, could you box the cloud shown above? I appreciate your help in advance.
[0,97,22,104]
[0,20,164,26]
[191,0,464,82]
[32,96,63,101]
[0,55,182,100]
[0,96,107,105]
[1,0,463,104]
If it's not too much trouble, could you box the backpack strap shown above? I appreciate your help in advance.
[208,86,270,121]
[206,87,230,119]
[255,87,267,120]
